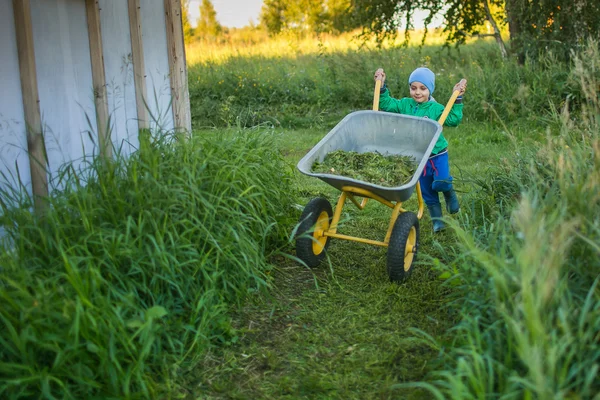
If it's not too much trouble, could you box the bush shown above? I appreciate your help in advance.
[0,130,296,398]
[414,40,600,399]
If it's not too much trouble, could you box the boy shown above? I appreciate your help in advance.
[374,67,467,232]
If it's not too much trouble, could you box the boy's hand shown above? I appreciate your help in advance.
[453,79,467,95]
[374,68,386,84]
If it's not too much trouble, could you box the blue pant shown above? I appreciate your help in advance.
[419,152,453,206]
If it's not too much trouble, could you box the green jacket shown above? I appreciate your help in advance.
[379,88,463,155]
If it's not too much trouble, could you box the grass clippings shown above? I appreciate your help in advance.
[311,150,417,187]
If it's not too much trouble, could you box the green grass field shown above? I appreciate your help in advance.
[1,34,598,399]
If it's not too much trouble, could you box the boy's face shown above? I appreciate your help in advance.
[410,82,430,103]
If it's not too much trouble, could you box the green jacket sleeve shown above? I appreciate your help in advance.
[378,89,412,114]
[442,103,463,127]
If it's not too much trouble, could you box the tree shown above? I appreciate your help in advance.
[324,0,358,34]
[286,0,326,32]
[258,0,600,61]
[182,0,194,44]
[503,0,600,61]
[197,0,222,40]
[348,0,506,52]
[349,0,600,61]
[441,0,508,58]
[260,0,358,35]
[260,0,287,35]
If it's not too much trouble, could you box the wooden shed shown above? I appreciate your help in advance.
[0,0,190,213]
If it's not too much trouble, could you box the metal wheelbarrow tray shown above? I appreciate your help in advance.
[297,110,442,203]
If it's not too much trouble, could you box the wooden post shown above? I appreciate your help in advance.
[13,0,48,213]
[164,0,191,134]
[128,0,149,131]
[85,0,112,159]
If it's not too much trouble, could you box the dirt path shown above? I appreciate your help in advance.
[187,201,457,399]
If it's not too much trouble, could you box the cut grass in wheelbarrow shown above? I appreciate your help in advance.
[311,150,417,187]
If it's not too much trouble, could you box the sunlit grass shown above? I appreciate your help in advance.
[186,28,452,66]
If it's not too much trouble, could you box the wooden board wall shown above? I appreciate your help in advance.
[1,0,191,216]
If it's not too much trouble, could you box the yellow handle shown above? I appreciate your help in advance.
[373,79,382,111]
[438,90,460,126]
[438,79,466,125]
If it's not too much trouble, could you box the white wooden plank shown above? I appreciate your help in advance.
[141,0,174,133]
[100,0,140,156]
[30,0,97,190]
[0,0,32,201]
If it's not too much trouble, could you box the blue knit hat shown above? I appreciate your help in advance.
[408,67,435,95]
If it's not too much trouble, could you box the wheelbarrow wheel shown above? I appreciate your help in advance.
[387,212,419,282]
[295,197,333,268]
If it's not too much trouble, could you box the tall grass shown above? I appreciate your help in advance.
[412,40,600,399]
[0,130,296,398]
[185,28,449,65]
[187,35,576,130]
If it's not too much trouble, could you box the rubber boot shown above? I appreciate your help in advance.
[443,189,460,214]
[427,203,445,233]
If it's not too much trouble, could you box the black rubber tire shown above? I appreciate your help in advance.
[387,212,420,282]
[295,197,333,268]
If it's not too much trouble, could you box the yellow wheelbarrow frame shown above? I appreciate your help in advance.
[296,79,462,281]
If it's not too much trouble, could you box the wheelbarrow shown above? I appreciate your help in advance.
[294,79,462,281]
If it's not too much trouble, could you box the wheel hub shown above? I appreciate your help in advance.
[312,211,330,255]
[403,226,417,271]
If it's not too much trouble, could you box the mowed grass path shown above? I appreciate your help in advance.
[184,119,537,399]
